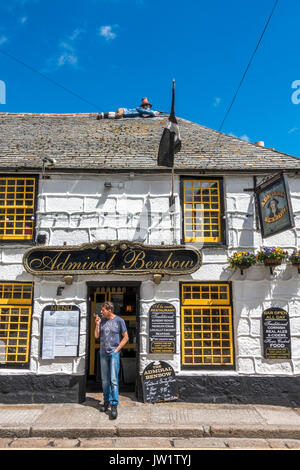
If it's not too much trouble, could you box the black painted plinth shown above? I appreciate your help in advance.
[0,374,85,404]
[176,375,300,407]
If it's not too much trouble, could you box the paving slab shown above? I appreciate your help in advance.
[254,405,300,426]
[52,439,80,448]
[79,438,115,448]
[10,438,53,448]
[225,438,271,449]
[113,438,173,448]
[173,438,227,448]
[149,405,263,426]
[284,440,300,449]
[0,438,13,448]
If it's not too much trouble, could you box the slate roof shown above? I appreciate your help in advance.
[0,113,299,172]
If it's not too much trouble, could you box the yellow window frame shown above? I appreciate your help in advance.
[181,283,234,367]
[0,176,36,241]
[0,283,33,366]
[183,179,222,243]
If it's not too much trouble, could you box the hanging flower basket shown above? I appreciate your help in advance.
[257,247,288,275]
[227,252,257,275]
[289,250,300,273]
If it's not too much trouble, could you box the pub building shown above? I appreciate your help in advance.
[0,112,300,405]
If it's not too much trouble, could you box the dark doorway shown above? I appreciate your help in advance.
[86,283,140,396]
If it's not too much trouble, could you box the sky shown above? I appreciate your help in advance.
[0,0,300,158]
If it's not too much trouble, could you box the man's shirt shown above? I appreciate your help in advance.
[100,316,127,355]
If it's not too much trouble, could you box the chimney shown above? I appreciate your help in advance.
[254,141,265,147]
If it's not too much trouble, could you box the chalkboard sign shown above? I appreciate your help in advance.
[142,361,178,403]
[262,308,291,360]
[149,303,176,354]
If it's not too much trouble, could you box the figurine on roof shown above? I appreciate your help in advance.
[97,97,164,119]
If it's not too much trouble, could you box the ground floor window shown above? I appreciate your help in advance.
[181,282,234,368]
[0,282,33,367]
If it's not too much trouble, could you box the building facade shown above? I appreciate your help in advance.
[0,113,300,405]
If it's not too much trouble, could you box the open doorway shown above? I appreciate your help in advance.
[86,283,140,397]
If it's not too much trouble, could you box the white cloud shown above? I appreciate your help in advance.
[228,132,250,142]
[99,25,118,41]
[19,16,27,24]
[45,28,85,70]
[240,134,250,142]
[288,127,298,134]
[213,97,221,108]
[0,35,8,45]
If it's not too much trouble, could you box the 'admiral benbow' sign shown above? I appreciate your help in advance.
[23,241,202,276]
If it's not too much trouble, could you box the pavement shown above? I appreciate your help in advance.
[1,392,300,449]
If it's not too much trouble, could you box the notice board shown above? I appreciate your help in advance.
[142,361,178,403]
[41,305,80,359]
[262,308,291,360]
[149,302,176,354]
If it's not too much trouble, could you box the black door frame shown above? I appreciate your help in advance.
[84,281,142,401]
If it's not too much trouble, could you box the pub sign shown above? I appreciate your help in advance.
[255,173,295,238]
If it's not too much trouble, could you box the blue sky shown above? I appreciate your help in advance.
[0,0,300,158]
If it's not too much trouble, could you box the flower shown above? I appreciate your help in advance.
[289,250,300,263]
[228,251,257,269]
[256,247,288,262]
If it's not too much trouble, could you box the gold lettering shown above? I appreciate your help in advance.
[123,250,145,269]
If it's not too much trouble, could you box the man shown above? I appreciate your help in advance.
[97,97,162,119]
[95,301,128,419]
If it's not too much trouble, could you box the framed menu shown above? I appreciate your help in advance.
[149,303,176,354]
[41,305,80,359]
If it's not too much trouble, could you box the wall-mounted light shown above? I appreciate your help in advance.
[104,181,112,188]
[153,274,163,285]
[63,275,74,285]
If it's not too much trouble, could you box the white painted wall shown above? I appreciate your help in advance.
[0,173,299,379]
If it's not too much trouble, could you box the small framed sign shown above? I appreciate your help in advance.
[262,308,291,360]
[255,173,295,238]
[149,302,176,354]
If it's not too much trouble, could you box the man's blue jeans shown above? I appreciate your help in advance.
[100,351,120,406]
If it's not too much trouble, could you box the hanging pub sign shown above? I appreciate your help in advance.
[149,303,176,354]
[262,308,291,360]
[23,241,202,276]
[255,172,295,238]
[142,361,178,403]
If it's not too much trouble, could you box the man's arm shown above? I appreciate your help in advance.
[114,331,129,353]
[95,315,101,339]
[136,106,160,116]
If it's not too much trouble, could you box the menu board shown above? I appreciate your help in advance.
[262,308,291,360]
[41,305,80,359]
[149,303,176,354]
[142,361,178,403]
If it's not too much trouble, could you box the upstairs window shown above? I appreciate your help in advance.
[182,179,223,244]
[0,177,37,241]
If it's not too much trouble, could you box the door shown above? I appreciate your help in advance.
[87,285,138,392]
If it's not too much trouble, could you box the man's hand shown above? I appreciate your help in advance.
[95,315,101,339]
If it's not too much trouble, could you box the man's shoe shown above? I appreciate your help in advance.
[110,405,118,420]
[99,402,110,412]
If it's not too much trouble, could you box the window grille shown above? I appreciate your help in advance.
[0,177,36,240]
[0,283,33,366]
[183,179,222,243]
[181,283,234,367]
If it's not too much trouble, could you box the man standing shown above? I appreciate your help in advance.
[95,301,128,420]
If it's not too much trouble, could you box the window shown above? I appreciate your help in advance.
[181,283,234,368]
[182,179,223,243]
[0,283,33,367]
[0,177,37,241]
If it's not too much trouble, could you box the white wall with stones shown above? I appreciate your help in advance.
[0,173,299,380]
